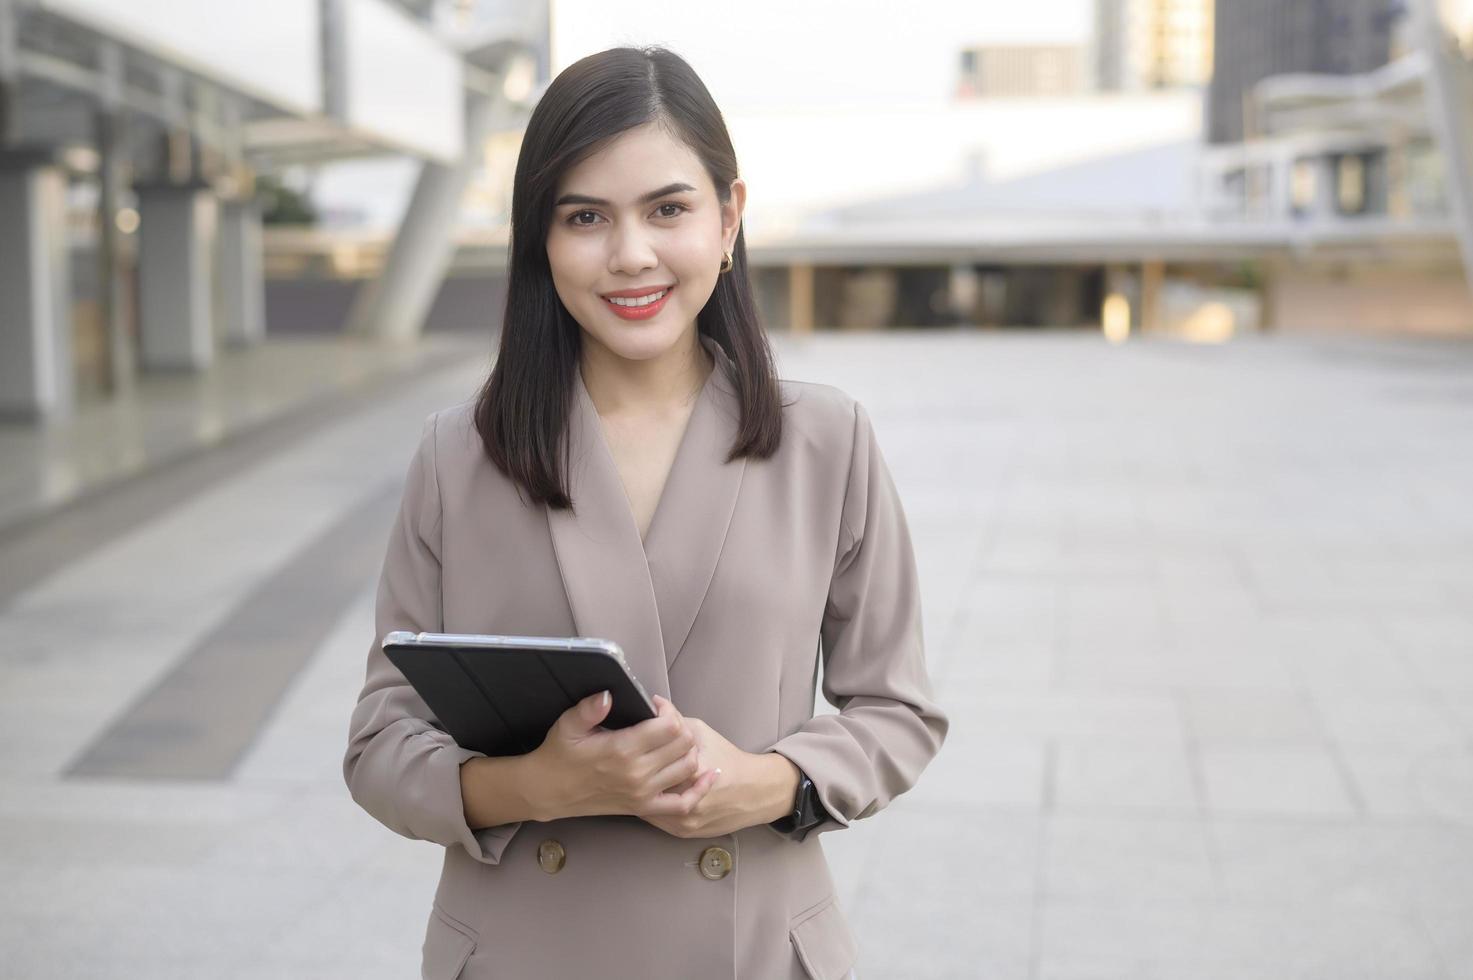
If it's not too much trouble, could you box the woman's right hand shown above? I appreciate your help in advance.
[528,691,718,821]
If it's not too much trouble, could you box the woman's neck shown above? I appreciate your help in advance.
[579,332,714,419]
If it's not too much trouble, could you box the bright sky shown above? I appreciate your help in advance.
[315,0,1163,231]
[538,0,1197,230]
[549,0,1094,110]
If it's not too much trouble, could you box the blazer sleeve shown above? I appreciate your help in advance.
[342,412,523,865]
[764,399,950,837]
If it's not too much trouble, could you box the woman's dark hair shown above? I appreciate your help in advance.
[473,45,784,511]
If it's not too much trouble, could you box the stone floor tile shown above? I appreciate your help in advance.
[1199,746,1357,817]
[902,730,1048,808]
[856,805,1042,902]
[1181,688,1324,744]
[1209,816,1473,915]
[1042,812,1216,902]
[847,893,1033,980]
[1418,909,1473,980]
[1338,744,1473,823]
[1310,691,1466,752]
[951,689,1183,742]
[1053,741,1199,812]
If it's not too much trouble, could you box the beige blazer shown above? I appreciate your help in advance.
[343,333,949,980]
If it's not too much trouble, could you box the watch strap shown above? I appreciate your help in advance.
[770,768,826,841]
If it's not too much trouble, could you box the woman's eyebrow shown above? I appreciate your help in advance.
[553,182,697,208]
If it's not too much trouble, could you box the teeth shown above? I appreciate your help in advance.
[606,289,668,308]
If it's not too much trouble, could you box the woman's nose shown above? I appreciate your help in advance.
[607,224,658,274]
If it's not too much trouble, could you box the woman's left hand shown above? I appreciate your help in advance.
[640,716,768,839]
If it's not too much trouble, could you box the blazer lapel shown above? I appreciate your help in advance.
[546,360,671,701]
[644,335,747,672]
[545,334,747,702]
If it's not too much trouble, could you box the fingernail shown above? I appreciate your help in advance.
[601,691,610,708]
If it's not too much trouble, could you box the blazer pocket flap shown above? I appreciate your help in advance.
[790,896,858,980]
[422,905,477,980]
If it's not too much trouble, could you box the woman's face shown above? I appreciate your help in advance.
[545,121,744,365]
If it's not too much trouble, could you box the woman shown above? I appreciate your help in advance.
[343,45,948,980]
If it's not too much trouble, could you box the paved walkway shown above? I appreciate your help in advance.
[2,329,1471,979]
[0,332,474,535]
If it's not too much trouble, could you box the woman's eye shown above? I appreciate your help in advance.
[565,203,685,227]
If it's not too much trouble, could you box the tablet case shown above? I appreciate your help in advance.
[383,631,658,757]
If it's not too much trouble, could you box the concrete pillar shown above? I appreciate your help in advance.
[1315,155,1338,217]
[218,199,265,347]
[1385,130,1410,219]
[1412,0,1473,302]
[96,41,135,397]
[948,263,980,326]
[345,90,505,342]
[136,183,218,370]
[0,155,73,422]
[96,112,136,396]
[788,263,815,334]
[1245,159,1270,217]
[1101,264,1136,341]
[1141,259,1164,334]
[1270,147,1296,219]
[1258,256,1280,332]
[0,5,17,145]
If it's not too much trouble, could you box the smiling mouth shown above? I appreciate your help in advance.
[603,286,673,308]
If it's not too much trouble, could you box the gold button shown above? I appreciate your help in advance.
[698,846,732,880]
[537,839,565,874]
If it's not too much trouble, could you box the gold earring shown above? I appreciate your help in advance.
[719,250,733,273]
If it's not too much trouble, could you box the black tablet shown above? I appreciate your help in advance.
[383,631,659,757]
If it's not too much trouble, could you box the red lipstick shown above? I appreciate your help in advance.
[602,285,674,321]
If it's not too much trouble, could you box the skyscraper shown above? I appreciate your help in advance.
[1094,0,1215,91]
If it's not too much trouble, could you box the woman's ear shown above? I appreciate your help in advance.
[722,178,747,251]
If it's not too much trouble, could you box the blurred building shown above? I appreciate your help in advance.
[957,45,1087,97]
[1094,0,1215,91]
[739,0,1473,342]
[1199,53,1435,223]
[0,0,547,425]
[963,1,1216,98]
[1195,0,1473,335]
[161,0,1473,352]
[1208,0,1401,143]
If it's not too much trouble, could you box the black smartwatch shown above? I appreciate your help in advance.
[770,768,826,842]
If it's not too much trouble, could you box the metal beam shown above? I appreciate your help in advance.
[14,48,232,149]
[11,14,258,166]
